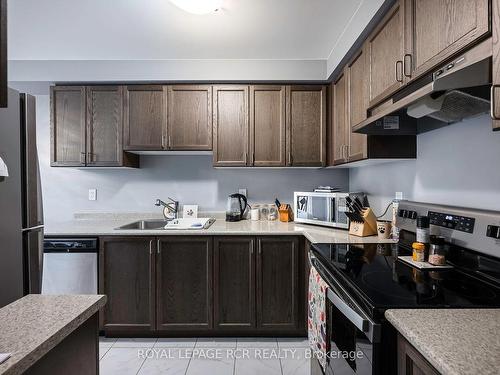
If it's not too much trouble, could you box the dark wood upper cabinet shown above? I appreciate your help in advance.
[331,74,348,166]
[213,85,249,166]
[50,86,86,166]
[99,237,155,333]
[493,0,500,131]
[156,237,213,332]
[346,49,369,163]
[366,0,406,106]
[167,85,213,150]
[0,0,6,108]
[86,86,124,166]
[214,237,256,331]
[404,0,490,82]
[256,236,300,331]
[286,85,326,167]
[249,85,286,166]
[123,85,166,150]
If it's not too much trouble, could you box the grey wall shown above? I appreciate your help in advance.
[350,115,500,218]
[33,95,349,224]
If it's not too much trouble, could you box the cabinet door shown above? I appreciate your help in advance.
[167,85,212,150]
[286,86,326,167]
[213,86,249,166]
[493,0,500,131]
[332,74,348,166]
[99,237,155,333]
[347,49,369,163]
[256,236,300,331]
[86,86,123,166]
[213,237,255,331]
[156,237,213,332]
[366,1,405,106]
[123,85,165,150]
[404,0,489,81]
[249,85,286,166]
[50,86,86,166]
[398,334,440,375]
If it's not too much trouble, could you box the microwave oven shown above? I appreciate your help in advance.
[293,192,362,229]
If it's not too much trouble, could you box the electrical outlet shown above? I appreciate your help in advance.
[395,191,404,200]
[88,188,97,201]
[238,188,247,197]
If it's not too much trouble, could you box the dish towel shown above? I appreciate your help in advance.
[308,265,329,371]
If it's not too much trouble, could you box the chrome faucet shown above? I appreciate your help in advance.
[155,197,179,220]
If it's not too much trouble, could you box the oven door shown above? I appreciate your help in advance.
[310,253,381,375]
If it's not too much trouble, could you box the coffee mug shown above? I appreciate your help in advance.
[376,220,392,239]
[250,208,260,221]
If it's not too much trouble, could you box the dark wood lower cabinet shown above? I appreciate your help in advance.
[99,237,155,333]
[397,334,440,375]
[100,235,305,336]
[257,236,300,332]
[214,237,256,331]
[156,237,213,332]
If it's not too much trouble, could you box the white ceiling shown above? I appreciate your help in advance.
[7,0,386,81]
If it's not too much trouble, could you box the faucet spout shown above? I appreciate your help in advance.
[155,198,179,220]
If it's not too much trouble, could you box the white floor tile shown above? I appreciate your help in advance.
[138,349,191,375]
[99,345,112,360]
[277,337,309,348]
[186,349,234,375]
[234,353,281,375]
[281,357,311,375]
[155,338,197,348]
[237,338,278,348]
[114,338,158,348]
[99,337,117,349]
[195,337,237,348]
[99,347,146,375]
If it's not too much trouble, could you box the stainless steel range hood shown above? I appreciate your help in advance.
[353,38,492,135]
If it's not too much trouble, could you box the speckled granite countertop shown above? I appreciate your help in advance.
[44,213,395,244]
[385,309,500,375]
[0,294,106,375]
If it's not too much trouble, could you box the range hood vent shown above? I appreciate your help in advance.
[353,38,492,135]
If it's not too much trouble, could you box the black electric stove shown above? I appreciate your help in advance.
[311,241,500,319]
[308,201,500,375]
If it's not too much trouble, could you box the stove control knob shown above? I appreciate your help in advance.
[486,225,500,239]
[409,211,417,220]
[399,210,407,218]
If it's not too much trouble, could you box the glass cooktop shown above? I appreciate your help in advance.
[311,242,500,316]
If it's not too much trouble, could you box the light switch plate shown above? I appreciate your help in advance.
[395,191,404,200]
[88,189,97,201]
[183,205,198,218]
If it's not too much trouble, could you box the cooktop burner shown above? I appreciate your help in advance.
[311,242,500,316]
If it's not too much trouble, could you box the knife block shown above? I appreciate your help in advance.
[349,208,378,237]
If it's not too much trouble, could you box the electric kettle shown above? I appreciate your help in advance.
[226,193,249,222]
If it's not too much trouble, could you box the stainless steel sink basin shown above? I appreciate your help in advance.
[115,218,215,230]
[116,219,170,230]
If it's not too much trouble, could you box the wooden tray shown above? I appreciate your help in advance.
[398,256,453,270]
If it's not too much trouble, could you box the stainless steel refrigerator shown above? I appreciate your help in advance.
[0,88,43,307]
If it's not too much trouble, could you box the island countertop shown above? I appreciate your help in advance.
[44,213,395,245]
[0,294,106,375]
[385,309,500,375]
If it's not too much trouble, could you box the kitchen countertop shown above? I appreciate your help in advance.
[385,309,500,375]
[0,294,106,375]
[44,214,395,244]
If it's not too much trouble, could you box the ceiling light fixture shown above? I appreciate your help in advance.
[169,0,223,15]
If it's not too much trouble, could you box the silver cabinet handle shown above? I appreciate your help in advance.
[80,152,86,164]
[403,54,413,78]
[491,85,500,120]
[288,152,293,165]
[157,239,161,254]
[395,60,404,83]
[149,239,153,255]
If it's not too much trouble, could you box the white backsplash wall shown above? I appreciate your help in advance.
[350,114,500,218]
[33,95,349,224]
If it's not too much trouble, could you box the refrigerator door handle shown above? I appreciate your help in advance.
[21,224,44,232]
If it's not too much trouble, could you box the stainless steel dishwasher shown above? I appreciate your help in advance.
[41,238,98,295]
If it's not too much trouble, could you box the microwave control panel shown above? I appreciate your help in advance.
[428,211,475,233]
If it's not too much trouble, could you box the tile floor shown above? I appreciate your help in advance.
[99,337,311,375]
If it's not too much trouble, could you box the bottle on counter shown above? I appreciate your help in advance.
[412,242,426,262]
[416,216,430,260]
[428,236,446,266]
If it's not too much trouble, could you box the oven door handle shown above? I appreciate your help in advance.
[327,288,369,332]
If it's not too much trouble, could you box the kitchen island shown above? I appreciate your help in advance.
[0,294,106,375]
[386,309,500,375]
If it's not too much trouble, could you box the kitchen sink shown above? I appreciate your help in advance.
[116,218,215,230]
